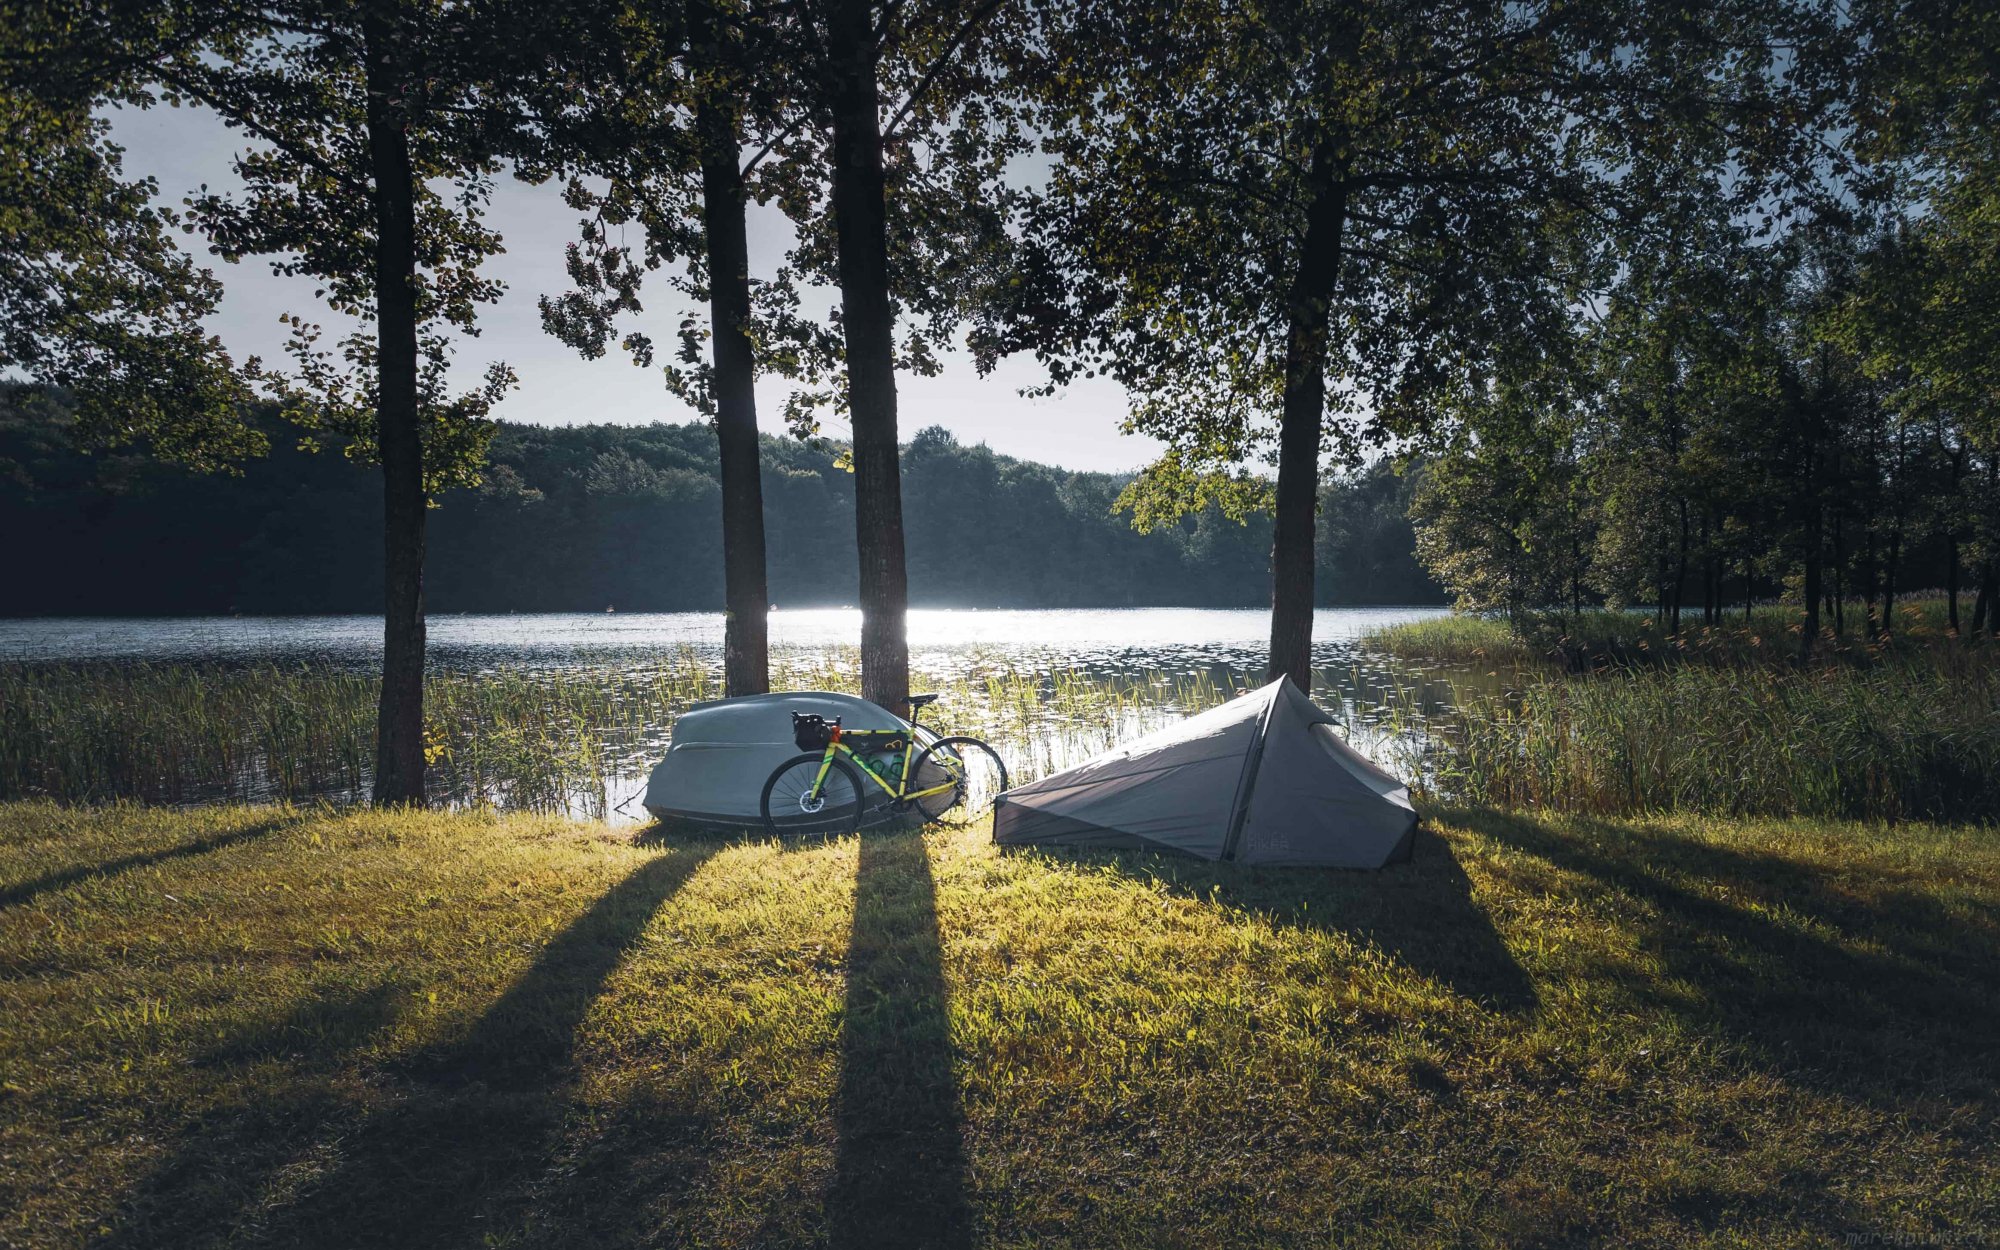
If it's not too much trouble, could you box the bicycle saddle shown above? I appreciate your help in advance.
[908,693,940,711]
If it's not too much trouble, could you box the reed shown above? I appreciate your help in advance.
[0,654,1243,814]
[1421,649,2000,822]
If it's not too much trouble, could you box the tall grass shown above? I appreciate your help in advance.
[1366,599,2000,822]
[0,654,1246,814]
[1422,650,2000,822]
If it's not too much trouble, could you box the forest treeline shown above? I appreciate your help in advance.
[1411,218,1999,645]
[1,388,1441,614]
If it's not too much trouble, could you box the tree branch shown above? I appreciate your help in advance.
[880,0,1005,142]
[155,64,369,196]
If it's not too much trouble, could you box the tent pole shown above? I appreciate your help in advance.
[1219,684,1283,862]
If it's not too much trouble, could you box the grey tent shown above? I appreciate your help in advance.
[643,691,932,825]
[992,678,1416,867]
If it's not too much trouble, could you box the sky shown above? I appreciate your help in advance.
[104,103,1165,475]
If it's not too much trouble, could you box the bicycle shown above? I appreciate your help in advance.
[758,694,1008,837]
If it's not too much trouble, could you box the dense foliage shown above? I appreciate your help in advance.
[1400,0,1999,650]
[1408,226,1997,647]
[0,75,253,467]
[0,388,1439,614]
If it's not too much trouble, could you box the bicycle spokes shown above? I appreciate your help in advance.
[765,757,860,835]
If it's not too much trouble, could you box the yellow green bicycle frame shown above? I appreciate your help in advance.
[808,730,961,806]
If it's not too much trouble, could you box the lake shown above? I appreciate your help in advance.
[0,607,1461,818]
[0,607,1447,673]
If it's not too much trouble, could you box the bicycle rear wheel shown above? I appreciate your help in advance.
[760,753,865,838]
[911,737,1009,825]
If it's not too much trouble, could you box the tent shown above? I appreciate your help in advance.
[642,691,933,826]
[992,678,1416,867]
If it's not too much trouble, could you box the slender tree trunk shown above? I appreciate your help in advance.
[1863,522,1879,638]
[1799,433,1822,665]
[1947,534,1961,631]
[1267,148,1347,692]
[1981,453,2000,637]
[1702,512,1714,625]
[693,45,770,697]
[364,13,427,806]
[1946,436,1967,632]
[1882,529,1900,639]
[1801,540,1822,666]
[1665,497,1686,634]
[825,0,909,715]
[1701,511,1717,626]
[1830,517,1845,636]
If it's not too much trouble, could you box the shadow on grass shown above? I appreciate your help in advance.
[0,813,299,910]
[1016,826,1538,1014]
[102,979,412,1247]
[629,814,757,848]
[1462,808,2000,1105]
[132,843,722,1249]
[825,830,974,1250]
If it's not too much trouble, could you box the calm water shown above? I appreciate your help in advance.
[1,608,1461,819]
[0,607,1446,674]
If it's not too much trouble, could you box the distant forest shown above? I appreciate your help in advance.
[2,388,1443,614]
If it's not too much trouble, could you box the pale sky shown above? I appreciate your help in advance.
[105,103,1164,475]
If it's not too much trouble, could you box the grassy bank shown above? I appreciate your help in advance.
[1430,654,2000,822]
[3,801,1996,1247]
[1366,600,1971,670]
[1366,605,2000,823]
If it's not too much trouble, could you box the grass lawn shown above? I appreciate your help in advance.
[2,801,1996,1248]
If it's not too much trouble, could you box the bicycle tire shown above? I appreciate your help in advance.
[910,736,1009,824]
[760,753,865,838]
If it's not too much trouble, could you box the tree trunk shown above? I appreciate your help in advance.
[1799,432,1822,665]
[694,51,770,697]
[1863,521,1879,638]
[1670,497,1688,634]
[1830,517,1845,636]
[825,0,909,716]
[1946,433,1967,632]
[1882,529,1900,639]
[1947,533,1960,632]
[1699,511,1714,625]
[1267,148,1347,692]
[364,12,427,806]
[1800,540,1821,666]
[1972,561,1994,637]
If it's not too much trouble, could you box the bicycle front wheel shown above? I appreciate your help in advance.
[760,753,865,838]
[911,737,1009,825]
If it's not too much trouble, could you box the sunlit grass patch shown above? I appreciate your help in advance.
[1368,598,1979,671]
[2,801,1995,1247]
[1362,611,1543,667]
